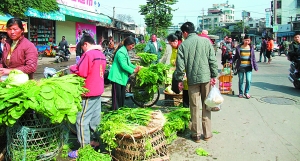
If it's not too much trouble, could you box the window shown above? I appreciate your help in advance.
[249,24,254,27]
[297,0,300,8]
[277,1,281,9]
[214,18,218,22]
[277,16,282,24]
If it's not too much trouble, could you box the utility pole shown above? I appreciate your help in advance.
[153,0,157,34]
[242,10,246,39]
[202,8,204,30]
[290,16,293,32]
[112,7,115,27]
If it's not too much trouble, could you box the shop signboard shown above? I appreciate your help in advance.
[265,8,271,28]
[75,22,96,44]
[0,21,28,32]
[57,0,101,13]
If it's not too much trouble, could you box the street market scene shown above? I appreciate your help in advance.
[0,0,300,161]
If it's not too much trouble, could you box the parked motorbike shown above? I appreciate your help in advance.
[55,47,71,63]
[288,56,300,89]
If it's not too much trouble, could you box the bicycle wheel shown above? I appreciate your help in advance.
[129,83,160,107]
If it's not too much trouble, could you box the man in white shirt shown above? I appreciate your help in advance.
[0,34,7,60]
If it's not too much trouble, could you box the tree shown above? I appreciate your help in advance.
[116,14,135,23]
[0,0,59,18]
[139,0,178,36]
[208,27,231,37]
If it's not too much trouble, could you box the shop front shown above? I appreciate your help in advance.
[275,24,294,42]
[0,14,28,34]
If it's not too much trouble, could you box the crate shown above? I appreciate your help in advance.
[164,91,182,107]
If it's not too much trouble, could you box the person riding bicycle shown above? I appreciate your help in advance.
[221,36,235,65]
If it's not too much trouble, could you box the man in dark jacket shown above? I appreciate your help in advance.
[258,37,267,62]
[0,34,7,60]
[174,22,218,143]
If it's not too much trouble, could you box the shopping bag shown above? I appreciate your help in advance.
[204,86,224,107]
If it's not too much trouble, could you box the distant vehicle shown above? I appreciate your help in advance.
[255,44,261,51]
[273,42,279,52]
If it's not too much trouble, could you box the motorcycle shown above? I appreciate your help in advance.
[288,56,300,89]
[55,47,71,63]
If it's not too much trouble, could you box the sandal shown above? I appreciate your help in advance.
[244,94,251,99]
[238,94,243,98]
[210,107,220,112]
[68,150,78,158]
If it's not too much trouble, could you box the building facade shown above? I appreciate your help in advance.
[198,3,235,30]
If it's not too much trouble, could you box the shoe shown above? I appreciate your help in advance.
[190,134,201,143]
[257,61,261,63]
[204,136,213,141]
[244,93,251,99]
[68,150,78,158]
[238,94,243,98]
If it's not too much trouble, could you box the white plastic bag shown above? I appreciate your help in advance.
[204,86,224,107]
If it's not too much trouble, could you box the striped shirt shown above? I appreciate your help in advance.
[240,46,251,68]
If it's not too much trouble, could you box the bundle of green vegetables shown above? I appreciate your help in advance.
[137,53,157,66]
[76,145,112,161]
[0,70,88,126]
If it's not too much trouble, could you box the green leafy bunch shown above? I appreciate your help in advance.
[0,0,59,18]
[76,145,112,161]
[99,108,153,152]
[163,108,191,144]
[137,53,158,66]
[195,148,209,156]
[134,43,147,54]
[0,74,88,126]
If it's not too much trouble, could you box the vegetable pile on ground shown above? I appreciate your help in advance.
[0,70,88,126]
[137,53,158,66]
[76,145,112,161]
[163,108,191,144]
[132,63,170,103]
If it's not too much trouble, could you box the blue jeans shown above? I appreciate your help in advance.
[238,71,252,95]
[259,50,267,62]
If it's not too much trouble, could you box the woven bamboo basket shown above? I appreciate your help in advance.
[114,110,169,161]
[163,91,183,107]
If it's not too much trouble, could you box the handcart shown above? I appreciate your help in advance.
[218,63,234,95]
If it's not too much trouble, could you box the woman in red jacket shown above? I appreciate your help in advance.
[0,18,38,79]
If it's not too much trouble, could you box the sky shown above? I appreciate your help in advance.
[100,0,271,26]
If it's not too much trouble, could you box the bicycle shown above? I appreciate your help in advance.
[125,74,160,107]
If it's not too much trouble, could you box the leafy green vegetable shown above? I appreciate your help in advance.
[76,145,112,161]
[213,130,220,134]
[4,69,29,88]
[137,53,157,66]
[195,148,209,156]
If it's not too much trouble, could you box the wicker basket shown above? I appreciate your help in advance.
[163,91,183,107]
[114,110,169,161]
[6,111,64,161]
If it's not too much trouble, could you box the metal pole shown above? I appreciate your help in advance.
[153,0,156,34]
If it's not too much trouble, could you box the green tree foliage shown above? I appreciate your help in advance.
[233,21,249,33]
[139,0,178,36]
[0,0,59,18]
[208,27,231,36]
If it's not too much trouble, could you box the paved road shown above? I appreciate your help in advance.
[168,50,300,161]
[34,49,300,161]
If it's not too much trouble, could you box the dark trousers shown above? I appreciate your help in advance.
[183,90,189,108]
[266,50,272,59]
[111,82,126,110]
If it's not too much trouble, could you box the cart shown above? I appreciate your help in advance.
[218,63,234,95]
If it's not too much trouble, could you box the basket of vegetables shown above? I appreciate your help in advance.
[0,70,88,161]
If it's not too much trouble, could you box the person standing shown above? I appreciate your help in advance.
[174,22,218,143]
[232,35,258,99]
[287,32,300,62]
[258,37,267,63]
[221,36,235,65]
[0,18,38,79]
[266,36,274,64]
[144,34,162,63]
[198,30,213,44]
[0,34,7,61]
[68,34,106,158]
[108,37,141,110]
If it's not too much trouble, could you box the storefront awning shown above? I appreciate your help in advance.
[59,5,111,24]
[25,8,65,21]
[0,14,28,32]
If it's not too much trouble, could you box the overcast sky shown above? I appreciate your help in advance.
[100,0,271,26]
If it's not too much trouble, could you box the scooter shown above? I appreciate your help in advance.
[55,47,71,63]
[288,56,300,89]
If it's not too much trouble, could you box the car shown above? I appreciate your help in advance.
[273,42,279,52]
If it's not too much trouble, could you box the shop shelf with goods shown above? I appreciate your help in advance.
[29,18,55,46]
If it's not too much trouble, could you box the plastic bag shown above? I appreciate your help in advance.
[204,86,224,107]
[206,104,221,112]
[43,67,56,78]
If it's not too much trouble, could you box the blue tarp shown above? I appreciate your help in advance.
[25,8,65,21]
